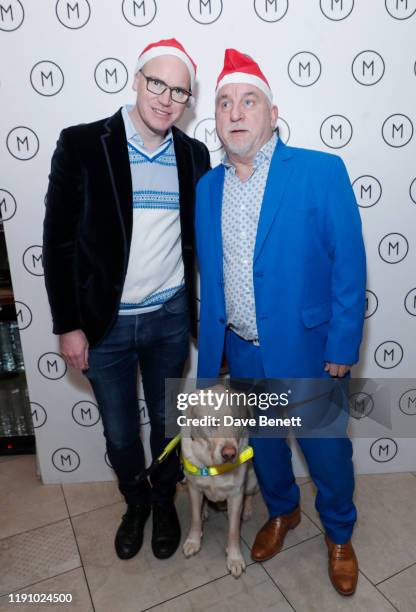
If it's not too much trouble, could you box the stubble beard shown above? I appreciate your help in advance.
[223,135,254,159]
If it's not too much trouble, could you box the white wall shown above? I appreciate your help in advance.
[0,0,415,482]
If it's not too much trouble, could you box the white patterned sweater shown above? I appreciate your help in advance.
[119,105,184,315]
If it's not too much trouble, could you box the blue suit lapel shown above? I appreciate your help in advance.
[212,165,225,279]
[254,138,293,263]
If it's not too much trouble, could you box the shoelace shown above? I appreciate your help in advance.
[270,517,283,531]
[123,506,148,523]
[153,508,176,536]
[153,505,173,531]
[333,544,350,561]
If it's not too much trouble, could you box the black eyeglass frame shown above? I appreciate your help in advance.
[139,70,192,104]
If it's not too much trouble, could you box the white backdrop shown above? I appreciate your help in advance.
[1,0,415,483]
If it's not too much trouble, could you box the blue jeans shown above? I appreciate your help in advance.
[84,288,189,505]
[225,329,357,544]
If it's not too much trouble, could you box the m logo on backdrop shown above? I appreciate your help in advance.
[352,51,385,86]
[365,290,378,319]
[382,114,414,147]
[38,352,67,380]
[94,59,128,94]
[378,233,409,264]
[399,389,416,415]
[0,189,17,221]
[72,401,100,427]
[30,61,64,96]
[288,52,321,87]
[349,392,374,419]
[370,438,398,463]
[374,341,404,369]
[253,0,288,22]
[404,288,416,316]
[320,115,353,148]
[352,176,382,208]
[6,127,39,161]
[15,301,33,330]
[319,0,354,21]
[30,402,47,429]
[277,117,290,144]
[122,0,157,27]
[0,0,24,31]
[409,178,416,204]
[55,0,91,29]
[385,0,416,20]
[188,0,223,24]
[52,448,81,472]
[22,246,43,276]
[194,119,222,152]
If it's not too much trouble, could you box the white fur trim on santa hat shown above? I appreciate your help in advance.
[135,46,195,90]
[216,72,272,103]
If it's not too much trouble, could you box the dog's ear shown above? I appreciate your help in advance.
[178,401,192,440]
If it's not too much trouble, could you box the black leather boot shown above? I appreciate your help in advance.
[115,504,151,560]
[151,501,181,559]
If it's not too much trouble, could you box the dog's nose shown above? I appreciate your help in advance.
[221,446,237,462]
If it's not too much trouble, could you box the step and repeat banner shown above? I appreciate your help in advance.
[1,0,415,482]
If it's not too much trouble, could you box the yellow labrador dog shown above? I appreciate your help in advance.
[180,386,258,577]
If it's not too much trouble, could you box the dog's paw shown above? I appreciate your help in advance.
[227,553,246,578]
[183,537,201,557]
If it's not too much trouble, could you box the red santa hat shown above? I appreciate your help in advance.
[216,49,273,103]
[135,38,196,90]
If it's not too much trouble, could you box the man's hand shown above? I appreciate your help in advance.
[59,330,89,370]
[324,363,351,378]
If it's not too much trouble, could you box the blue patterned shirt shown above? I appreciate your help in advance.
[221,133,278,340]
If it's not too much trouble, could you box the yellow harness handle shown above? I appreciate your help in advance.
[157,433,181,463]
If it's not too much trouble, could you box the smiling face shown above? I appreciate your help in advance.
[215,83,278,162]
[132,54,190,139]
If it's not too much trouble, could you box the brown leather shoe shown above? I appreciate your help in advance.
[251,505,301,561]
[325,536,358,596]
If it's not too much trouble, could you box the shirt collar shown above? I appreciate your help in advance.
[222,131,278,174]
[122,104,173,151]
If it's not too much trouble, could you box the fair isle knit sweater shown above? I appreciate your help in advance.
[119,105,184,315]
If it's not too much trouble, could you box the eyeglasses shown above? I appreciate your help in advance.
[139,70,192,104]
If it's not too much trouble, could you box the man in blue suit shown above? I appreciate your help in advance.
[195,49,366,596]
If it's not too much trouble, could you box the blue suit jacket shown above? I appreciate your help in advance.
[195,139,366,378]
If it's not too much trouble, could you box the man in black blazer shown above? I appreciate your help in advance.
[43,39,210,561]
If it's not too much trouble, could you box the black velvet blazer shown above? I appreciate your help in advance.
[43,108,210,346]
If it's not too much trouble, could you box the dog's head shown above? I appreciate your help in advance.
[182,385,249,466]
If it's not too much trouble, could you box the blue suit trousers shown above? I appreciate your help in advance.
[225,329,357,544]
